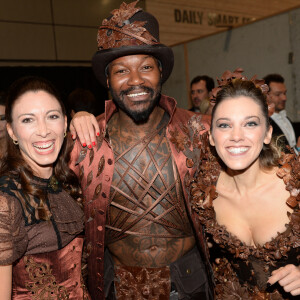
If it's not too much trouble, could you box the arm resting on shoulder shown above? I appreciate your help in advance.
[69,111,100,148]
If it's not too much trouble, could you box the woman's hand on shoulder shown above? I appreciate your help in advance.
[69,111,100,149]
[268,264,300,296]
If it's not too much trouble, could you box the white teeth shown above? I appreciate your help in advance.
[227,147,248,154]
[33,142,54,150]
[127,92,147,98]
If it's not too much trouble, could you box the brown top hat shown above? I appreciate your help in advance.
[92,1,174,87]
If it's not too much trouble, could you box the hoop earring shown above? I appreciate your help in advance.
[13,140,18,145]
[64,132,67,138]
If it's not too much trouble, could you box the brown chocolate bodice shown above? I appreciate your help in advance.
[0,175,84,260]
[12,237,90,299]
[106,112,193,244]
[0,175,88,298]
[190,139,300,299]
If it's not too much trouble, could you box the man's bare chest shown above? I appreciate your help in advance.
[105,124,192,243]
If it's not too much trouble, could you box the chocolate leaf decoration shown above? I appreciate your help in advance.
[106,1,141,27]
[86,170,93,188]
[286,196,298,208]
[75,148,87,165]
[97,155,105,177]
[186,158,194,168]
[96,135,103,151]
[92,183,102,200]
[89,148,94,166]
[79,166,84,182]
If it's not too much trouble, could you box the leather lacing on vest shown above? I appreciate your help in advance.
[106,113,193,244]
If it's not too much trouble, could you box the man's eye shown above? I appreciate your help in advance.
[115,69,126,74]
[142,65,152,70]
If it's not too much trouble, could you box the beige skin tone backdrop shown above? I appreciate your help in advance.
[209,96,300,296]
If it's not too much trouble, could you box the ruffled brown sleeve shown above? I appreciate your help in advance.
[50,190,84,236]
[0,193,28,265]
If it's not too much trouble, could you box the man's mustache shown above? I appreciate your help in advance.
[120,86,154,97]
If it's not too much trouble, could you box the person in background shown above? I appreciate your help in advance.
[263,73,300,153]
[0,76,89,299]
[69,1,213,299]
[67,88,98,118]
[191,77,300,299]
[189,75,214,113]
[0,92,7,157]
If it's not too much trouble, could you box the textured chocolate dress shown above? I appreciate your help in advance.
[0,175,90,299]
[190,142,300,300]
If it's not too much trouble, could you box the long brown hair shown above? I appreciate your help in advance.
[0,76,81,220]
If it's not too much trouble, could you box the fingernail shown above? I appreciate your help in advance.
[82,143,87,147]
[88,145,92,149]
[96,132,100,136]
[92,141,96,146]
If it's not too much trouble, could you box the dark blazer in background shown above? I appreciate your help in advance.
[270,117,299,149]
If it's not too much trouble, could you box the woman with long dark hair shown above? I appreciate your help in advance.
[0,76,89,299]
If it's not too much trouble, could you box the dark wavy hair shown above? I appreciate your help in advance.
[0,76,82,219]
[190,75,215,92]
[211,79,281,169]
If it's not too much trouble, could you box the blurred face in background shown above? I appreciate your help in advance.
[191,80,210,109]
[267,82,287,113]
[0,105,6,139]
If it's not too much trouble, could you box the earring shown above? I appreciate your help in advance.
[13,140,18,145]
[64,132,67,138]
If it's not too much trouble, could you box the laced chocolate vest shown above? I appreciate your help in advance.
[105,112,193,244]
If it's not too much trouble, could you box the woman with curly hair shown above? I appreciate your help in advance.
[0,76,89,299]
[191,78,300,299]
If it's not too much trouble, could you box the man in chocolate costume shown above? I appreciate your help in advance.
[70,1,213,299]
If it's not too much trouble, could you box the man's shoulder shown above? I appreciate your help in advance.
[94,99,117,128]
[95,112,106,129]
[173,106,194,119]
[172,106,211,127]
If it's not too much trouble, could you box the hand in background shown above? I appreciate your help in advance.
[268,264,300,296]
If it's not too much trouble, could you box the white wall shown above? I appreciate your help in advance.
[0,0,145,66]
[164,8,300,121]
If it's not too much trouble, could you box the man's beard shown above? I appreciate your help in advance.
[109,83,162,123]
